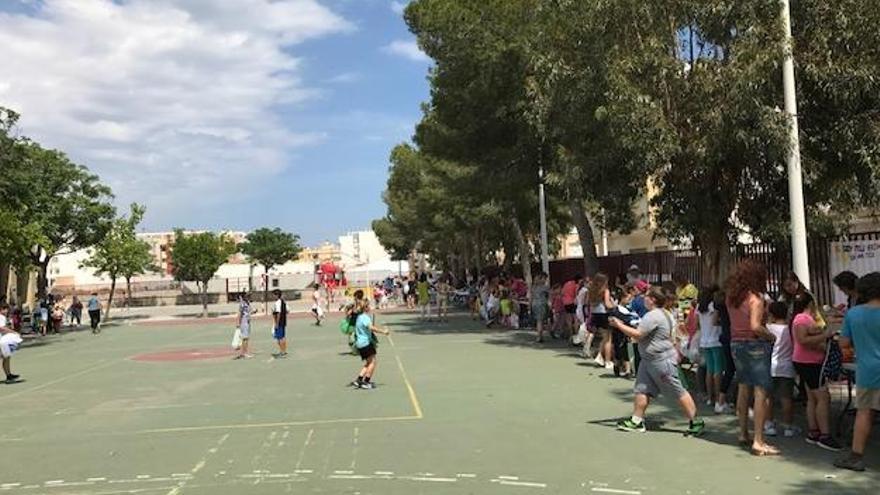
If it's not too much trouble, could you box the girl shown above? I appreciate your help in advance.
[697,286,725,411]
[531,272,550,343]
[550,283,564,339]
[610,288,705,436]
[499,290,513,327]
[234,293,253,359]
[437,275,451,322]
[351,301,390,390]
[791,292,842,451]
[588,274,616,370]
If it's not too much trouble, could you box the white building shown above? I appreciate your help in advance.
[338,230,390,267]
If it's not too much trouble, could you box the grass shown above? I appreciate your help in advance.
[1,313,877,494]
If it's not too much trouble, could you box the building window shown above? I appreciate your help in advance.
[272,279,279,288]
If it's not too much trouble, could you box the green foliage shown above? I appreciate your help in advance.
[171,230,236,286]
[240,227,302,273]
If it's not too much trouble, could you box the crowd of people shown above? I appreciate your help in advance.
[510,262,877,472]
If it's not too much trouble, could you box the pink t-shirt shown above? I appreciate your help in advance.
[791,313,825,364]
[562,281,578,306]
[728,293,762,342]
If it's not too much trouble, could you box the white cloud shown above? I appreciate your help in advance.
[326,72,362,84]
[390,1,408,15]
[382,39,429,63]
[0,0,352,227]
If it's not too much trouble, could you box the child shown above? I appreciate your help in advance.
[436,275,451,322]
[311,284,325,326]
[589,274,616,370]
[697,286,726,413]
[485,288,500,327]
[764,301,799,437]
[499,290,513,328]
[234,292,253,360]
[609,286,640,377]
[0,303,23,384]
[550,284,564,338]
[531,272,550,343]
[351,301,391,390]
[836,272,880,471]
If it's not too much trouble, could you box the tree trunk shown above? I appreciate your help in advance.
[511,218,533,300]
[699,230,732,287]
[106,276,117,319]
[264,267,270,315]
[199,281,208,317]
[0,263,9,301]
[570,199,599,277]
[37,259,50,298]
[125,277,132,309]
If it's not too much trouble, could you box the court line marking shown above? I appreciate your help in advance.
[135,414,420,434]
[591,488,641,495]
[3,359,119,400]
[387,334,424,418]
[294,429,314,470]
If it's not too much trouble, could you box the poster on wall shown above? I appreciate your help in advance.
[829,239,880,305]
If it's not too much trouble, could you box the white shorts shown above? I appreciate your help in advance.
[239,322,250,339]
[0,333,23,358]
[311,305,324,317]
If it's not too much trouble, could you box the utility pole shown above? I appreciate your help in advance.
[538,167,550,275]
[781,0,810,289]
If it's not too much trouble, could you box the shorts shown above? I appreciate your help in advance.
[794,362,826,390]
[564,304,577,315]
[731,341,773,391]
[0,333,23,358]
[273,326,286,341]
[772,377,795,401]
[591,313,610,330]
[239,323,250,339]
[634,358,688,399]
[531,304,547,323]
[357,344,377,360]
[856,388,880,411]
[40,309,49,322]
[701,347,725,375]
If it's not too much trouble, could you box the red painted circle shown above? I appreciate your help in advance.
[131,347,237,362]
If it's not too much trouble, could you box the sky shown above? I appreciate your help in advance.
[0,0,429,246]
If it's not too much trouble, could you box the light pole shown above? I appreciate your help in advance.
[538,167,550,275]
[781,0,810,289]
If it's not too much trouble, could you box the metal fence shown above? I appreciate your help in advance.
[547,231,880,305]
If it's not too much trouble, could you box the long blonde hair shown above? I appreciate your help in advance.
[588,273,609,304]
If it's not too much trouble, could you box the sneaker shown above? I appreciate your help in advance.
[7,374,19,381]
[359,382,375,390]
[783,425,802,438]
[713,403,726,415]
[806,431,821,445]
[604,361,615,371]
[764,422,778,437]
[817,436,843,452]
[617,419,646,433]
[834,452,867,472]
[232,355,244,360]
[349,380,362,388]
[593,355,606,367]
[705,399,713,407]
[687,419,706,437]
[243,354,254,359]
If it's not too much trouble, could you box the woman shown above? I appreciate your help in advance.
[350,301,390,390]
[68,296,83,328]
[726,259,778,456]
[611,287,705,435]
[234,293,253,359]
[791,292,842,451]
[589,274,616,370]
[531,272,550,343]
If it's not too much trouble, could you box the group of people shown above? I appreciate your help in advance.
[523,262,877,471]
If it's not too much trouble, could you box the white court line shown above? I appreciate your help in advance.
[591,488,641,495]
[500,480,547,488]
[88,478,107,482]
[294,429,314,470]
[499,476,520,480]
[375,471,394,475]
[4,360,118,400]
[399,476,457,483]
[457,473,477,478]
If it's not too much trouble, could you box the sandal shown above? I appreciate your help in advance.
[751,444,781,456]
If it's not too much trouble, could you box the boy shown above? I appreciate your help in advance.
[835,272,880,472]
[765,302,799,437]
[272,289,288,358]
[0,303,23,383]
[234,293,253,360]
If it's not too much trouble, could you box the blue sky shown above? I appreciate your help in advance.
[0,0,429,246]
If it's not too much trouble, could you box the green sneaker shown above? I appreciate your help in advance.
[687,418,706,437]
[617,418,646,433]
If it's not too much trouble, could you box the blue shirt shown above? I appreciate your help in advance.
[87,297,100,311]
[841,305,880,389]
[631,295,648,318]
[354,313,373,349]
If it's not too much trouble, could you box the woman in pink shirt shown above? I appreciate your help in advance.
[791,292,842,451]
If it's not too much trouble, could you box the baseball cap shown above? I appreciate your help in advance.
[628,264,640,272]
[634,280,650,293]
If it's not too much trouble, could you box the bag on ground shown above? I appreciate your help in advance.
[231,327,242,350]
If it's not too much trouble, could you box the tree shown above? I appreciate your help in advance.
[15,142,116,296]
[170,230,236,317]
[81,204,155,318]
[239,227,302,313]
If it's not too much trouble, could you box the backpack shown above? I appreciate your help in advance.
[822,338,843,382]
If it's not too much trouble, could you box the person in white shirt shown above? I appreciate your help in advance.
[765,301,801,438]
[0,303,23,383]
[311,285,325,326]
[697,287,726,413]
[272,290,288,358]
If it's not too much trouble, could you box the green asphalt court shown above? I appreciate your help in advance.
[1,312,877,495]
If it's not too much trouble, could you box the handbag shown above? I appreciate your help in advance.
[822,338,843,381]
[231,328,242,350]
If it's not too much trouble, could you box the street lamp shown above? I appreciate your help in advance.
[781,0,810,289]
[538,167,550,275]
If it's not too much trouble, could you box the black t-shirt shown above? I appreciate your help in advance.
[274,299,287,327]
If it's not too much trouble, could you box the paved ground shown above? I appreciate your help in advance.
[2,313,877,494]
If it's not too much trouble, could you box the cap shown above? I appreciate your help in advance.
[628,264,640,272]
[634,280,650,293]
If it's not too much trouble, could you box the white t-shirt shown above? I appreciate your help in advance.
[273,299,283,314]
[767,323,796,378]
[698,304,722,348]
[575,287,589,322]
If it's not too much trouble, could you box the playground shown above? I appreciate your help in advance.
[1,313,877,494]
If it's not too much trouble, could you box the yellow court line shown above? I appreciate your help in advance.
[136,415,422,435]
[387,334,424,419]
[2,359,119,400]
